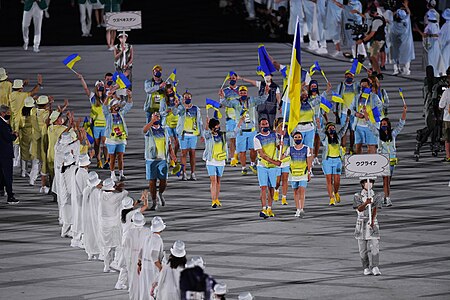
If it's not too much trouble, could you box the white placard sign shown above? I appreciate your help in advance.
[105,11,142,31]
[344,154,390,178]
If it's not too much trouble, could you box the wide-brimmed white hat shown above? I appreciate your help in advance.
[69,128,78,142]
[122,196,134,209]
[150,216,166,232]
[63,152,76,166]
[443,8,450,20]
[24,96,35,108]
[118,32,128,38]
[109,99,120,107]
[102,178,115,191]
[170,240,186,258]
[427,10,438,21]
[95,80,104,87]
[78,154,90,167]
[60,132,73,145]
[187,256,205,269]
[49,110,61,124]
[87,171,101,187]
[0,68,7,81]
[36,95,49,105]
[13,79,23,89]
[214,283,227,295]
[132,212,146,227]
[238,292,254,300]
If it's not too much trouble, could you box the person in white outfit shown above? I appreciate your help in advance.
[99,178,128,273]
[22,0,48,53]
[390,7,415,76]
[212,283,227,300]
[439,9,450,70]
[77,0,95,37]
[152,240,187,299]
[59,152,78,238]
[138,216,165,300]
[114,190,149,290]
[423,10,445,76]
[70,154,91,248]
[238,292,254,300]
[82,171,103,260]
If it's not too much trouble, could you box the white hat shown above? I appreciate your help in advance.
[397,9,407,20]
[132,212,146,227]
[95,80,104,87]
[109,99,120,107]
[122,196,134,209]
[427,10,438,21]
[49,110,61,124]
[214,283,227,295]
[36,95,49,105]
[60,132,73,145]
[87,171,101,187]
[150,216,166,232]
[443,8,450,20]
[118,32,128,38]
[69,128,78,142]
[102,178,115,191]
[24,96,35,108]
[187,256,205,269]
[0,68,7,81]
[13,79,23,89]
[78,154,90,167]
[428,0,436,7]
[63,152,76,166]
[170,240,186,258]
[238,292,254,300]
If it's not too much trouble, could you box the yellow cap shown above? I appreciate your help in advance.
[238,86,248,92]
[152,65,162,71]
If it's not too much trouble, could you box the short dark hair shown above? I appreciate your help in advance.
[169,254,187,269]
[105,72,113,78]
[208,118,220,130]
[360,78,370,85]
[259,117,269,124]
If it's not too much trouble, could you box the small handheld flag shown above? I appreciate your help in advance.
[83,116,94,144]
[206,98,222,119]
[62,54,81,73]
[349,59,363,75]
[372,106,381,122]
[320,96,333,113]
[398,88,406,106]
[361,87,371,100]
[167,68,177,82]
[309,61,321,76]
[256,66,265,77]
[257,45,277,76]
[113,72,131,89]
[331,92,344,103]
[220,71,234,89]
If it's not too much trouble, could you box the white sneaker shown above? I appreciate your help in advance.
[111,174,118,182]
[316,47,328,54]
[295,210,301,217]
[108,46,115,51]
[363,268,371,275]
[190,172,197,181]
[313,157,321,166]
[103,266,111,273]
[299,209,306,218]
[372,266,381,276]
[44,10,50,18]
[40,186,50,194]
[21,170,27,178]
[331,51,342,57]
[23,43,28,51]
[181,172,187,181]
[33,47,40,53]
[115,283,128,290]
[384,197,392,207]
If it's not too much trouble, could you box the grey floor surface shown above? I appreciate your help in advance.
[0,42,449,300]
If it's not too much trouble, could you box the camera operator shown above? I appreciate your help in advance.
[438,68,450,162]
[357,6,386,79]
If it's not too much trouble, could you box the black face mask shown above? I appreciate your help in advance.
[3,114,10,120]
[107,81,113,86]
[98,86,104,92]
[114,107,120,112]
[213,127,220,133]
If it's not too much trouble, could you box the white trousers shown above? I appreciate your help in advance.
[22,3,44,48]
[79,3,93,35]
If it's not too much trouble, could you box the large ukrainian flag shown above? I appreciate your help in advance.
[287,18,302,135]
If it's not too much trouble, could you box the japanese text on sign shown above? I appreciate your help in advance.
[344,154,390,178]
[105,11,142,31]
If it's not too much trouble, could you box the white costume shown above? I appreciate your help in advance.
[79,0,94,37]
[425,11,445,76]
[390,9,415,75]
[288,0,304,35]
[82,184,102,259]
[139,232,164,300]
[22,0,47,52]
[156,265,183,300]
[70,166,89,247]
[59,162,77,238]
[439,9,450,70]
[99,186,128,272]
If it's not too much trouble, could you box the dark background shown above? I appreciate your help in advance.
[0,0,434,47]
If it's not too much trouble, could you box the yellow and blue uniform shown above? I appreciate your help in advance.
[254,131,278,187]
[285,145,311,188]
[277,132,291,175]
[89,93,106,139]
[203,131,227,177]
[319,122,349,175]
[144,126,170,180]
[294,98,320,148]
[174,105,203,150]
[223,86,240,139]
[350,92,383,145]
[159,100,179,138]
[337,82,359,128]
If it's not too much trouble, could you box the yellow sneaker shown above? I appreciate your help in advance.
[273,190,279,201]
[97,160,103,169]
[211,199,218,208]
[329,197,336,206]
[342,146,347,154]
[170,160,176,167]
[230,157,239,167]
[266,207,275,217]
[281,196,288,205]
[335,192,341,203]
[249,165,257,175]
[216,199,222,207]
[259,209,268,218]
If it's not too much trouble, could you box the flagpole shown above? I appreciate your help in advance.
[399,89,406,106]
[321,71,329,83]
[286,16,300,135]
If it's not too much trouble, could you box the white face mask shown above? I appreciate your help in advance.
[364,182,373,190]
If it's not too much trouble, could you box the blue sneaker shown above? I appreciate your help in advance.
[259,209,268,219]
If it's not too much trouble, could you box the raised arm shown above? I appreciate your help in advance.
[29,74,43,96]
[77,73,91,98]
[238,76,258,87]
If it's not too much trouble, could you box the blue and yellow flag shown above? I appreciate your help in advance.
[361,87,371,100]
[83,116,94,144]
[113,72,131,89]
[332,92,344,103]
[309,61,321,76]
[206,98,222,119]
[167,68,176,82]
[257,45,277,76]
[371,106,381,123]
[256,66,265,77]
[287,18,302,135]
[349,59,363,75]
[320,96,333,113]
[62,54,81,70]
